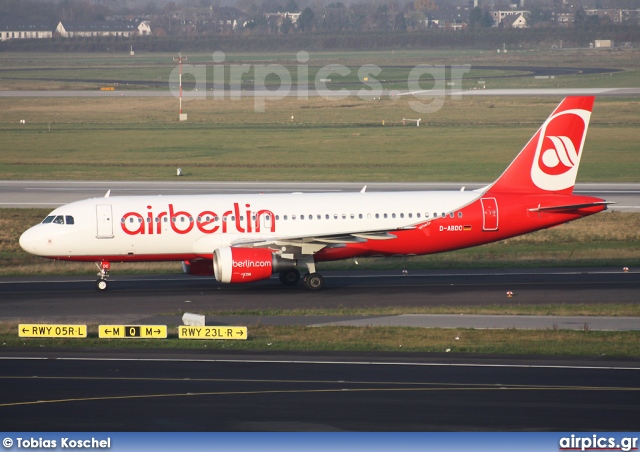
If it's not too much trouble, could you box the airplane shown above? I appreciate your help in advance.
[19,96,611,291]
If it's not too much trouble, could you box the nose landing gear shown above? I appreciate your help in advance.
[96,261,110,290]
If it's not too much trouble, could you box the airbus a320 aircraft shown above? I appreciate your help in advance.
[20,96,610,291]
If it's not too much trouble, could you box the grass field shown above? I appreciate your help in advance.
[2,325,639,356]
[0,96,638,182]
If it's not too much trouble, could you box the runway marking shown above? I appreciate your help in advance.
[0,378,638,408]
[0,269,637,286]
[1,356,638,370]
[0,203,62,206]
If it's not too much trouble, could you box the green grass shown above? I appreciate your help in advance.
[0,96,638,182]
[2,326,639,357]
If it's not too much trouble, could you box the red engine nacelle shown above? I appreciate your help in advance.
[182,259,214,276]
[214,247,287,284]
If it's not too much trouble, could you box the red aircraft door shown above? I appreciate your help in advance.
[481,197,499,231]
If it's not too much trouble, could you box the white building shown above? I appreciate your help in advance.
[56,20,151,38]
[490,10,530,27]
[0,22,53,41]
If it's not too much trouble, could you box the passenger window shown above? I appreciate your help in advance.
[65,216,74,225]
[392,213,396,219]
[458,212,463,218]
[450,212,454,218]
[384,213,388,219]
[400,213,404,218]
[350,214,354,219]
[300,215,304,220]
[433,213,438,218]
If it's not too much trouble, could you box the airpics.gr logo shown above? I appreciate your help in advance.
[531,108,591,192]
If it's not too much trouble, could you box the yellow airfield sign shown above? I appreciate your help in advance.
[179,326,247,340]
[19,324,87,338]
[99,325,167,339]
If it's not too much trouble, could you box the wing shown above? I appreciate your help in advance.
[229,226,413,258]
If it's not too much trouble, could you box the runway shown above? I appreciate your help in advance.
[1,87,640,98]
[1,269,638,328]
[2,269,638,431]
[1,181,639,212]
[0,349,639,431]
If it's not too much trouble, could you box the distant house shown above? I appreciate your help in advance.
[490,10,530,27]
[501,13,528,28]
[265,12,302,25]
[173,6,247,33]
[555,12,574,26]
[55,20,151,38]
[0,21,53,41]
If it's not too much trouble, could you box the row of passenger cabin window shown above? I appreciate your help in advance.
[42,215,75,225]
[121,211,464,224]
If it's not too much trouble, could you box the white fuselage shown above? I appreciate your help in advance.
[20,190,482,261]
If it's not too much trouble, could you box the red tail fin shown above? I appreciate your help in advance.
[488,96,594,195]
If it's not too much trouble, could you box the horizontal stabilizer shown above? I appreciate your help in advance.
[528,201,613,213]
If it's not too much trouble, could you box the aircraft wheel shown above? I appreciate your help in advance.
[303,273,324,291]
[96,279,108,291]
[279,269,300,286]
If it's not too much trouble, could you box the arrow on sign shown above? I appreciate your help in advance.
[21,327,28,334]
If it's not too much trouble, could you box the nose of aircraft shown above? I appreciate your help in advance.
[19,226,43,256]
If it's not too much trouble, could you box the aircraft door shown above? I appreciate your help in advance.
[262,212,273,231]
[481,197,499,231]
[96,204,114,238]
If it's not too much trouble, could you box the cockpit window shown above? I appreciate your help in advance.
[42,215,74,225]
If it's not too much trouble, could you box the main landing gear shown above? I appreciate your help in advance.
[277,257,325,291]
[96,261,110,291]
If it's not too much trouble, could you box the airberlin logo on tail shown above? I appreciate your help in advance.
[531,108,591,192]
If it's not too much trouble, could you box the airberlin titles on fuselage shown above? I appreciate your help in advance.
[121,202,276,235]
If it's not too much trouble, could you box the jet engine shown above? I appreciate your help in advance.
[213,247,295,284]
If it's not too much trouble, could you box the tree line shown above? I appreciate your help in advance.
[2,25,639,53]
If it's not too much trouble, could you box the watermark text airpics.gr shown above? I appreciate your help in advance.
[559,434,638,452]
[168,51,471,114]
